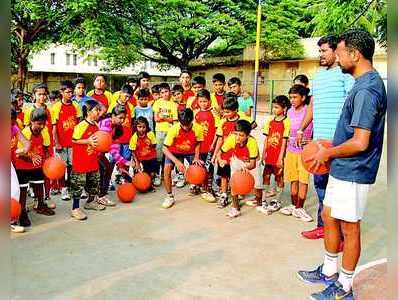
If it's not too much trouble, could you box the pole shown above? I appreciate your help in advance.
[252,0,262,121]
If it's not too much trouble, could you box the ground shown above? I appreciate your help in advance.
[11,115,387,299]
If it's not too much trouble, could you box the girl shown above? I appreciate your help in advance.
[129,116,159,189]
[280,85,313,222]
[70,99,103,221]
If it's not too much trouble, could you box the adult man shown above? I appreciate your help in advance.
[297,35,354,240]
[297,28,387,300]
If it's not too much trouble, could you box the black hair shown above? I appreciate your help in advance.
[120,84,133,95]
[272,95,291,109]
[49,90,61,100]
[60,80,75,91]
[30,107,47,122]
[222,93,239,111]
[180,70,192,78]
[93,74,107,82]
[32,82,48,95]
[172,84,184,93]
[111,104,127,116]
[11,107,17,120]
[317,35,338,50]
[110,104,127,139]
[192,76,206,86]
[134,116,150,133]
[73,77,86,87]
[151,84,160,94]
[11,92,19,103]
[138,88,151,99]
[293,74,309,86]
[197,89,211,100]
[138,71,151,82]
[159,82,170,91]
[289,84,310,104]
[235,119,252,136]
[227,77,241,86]
[178,108,194,126]
[338,28,375,62]
[212,73,226,84]
[82,99,101,118]
[126,76,137,84]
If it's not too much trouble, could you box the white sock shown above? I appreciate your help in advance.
[322,251,338,276]
[338,267,354,292]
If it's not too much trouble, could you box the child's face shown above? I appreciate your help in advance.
[16,96,24,109]
[88,106,101,121]
[119,92,131,104]
[173,91,183,102]
[213,81,225,94]
[223,109,237,120]
[229,83,241,95]
[160,88,171,100]
[192,84,205,95]
[49,97,57,104]
[31,120,45,135]
[289,93,305,108]
[61,88,74,102]
[152,92,160,100]
[140,78,150,89]
[236,131,249,145]
[75,83,85,97]
[128,82,137,90]
[138,97,149,107]
[272,103,285,116]
[179,73,191,86]
[112,113,126,126]
[94,76,106,90]
[34,88,47,106]
[198,96,210,110]
[136,123,147,135]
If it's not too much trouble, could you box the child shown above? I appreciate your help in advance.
[150,84,160,106]
[11,107,30,167]
[70,99,104,220]
[129,116,159,188]
[134,88,154,131]
[280,85,313,222]
[73,77,93,110]
[48,90,61,107]
[179,70,195,101]
[228,77,254,117]
[11,90,25,129]
[194,89,220,202]
[257,95,291,214]
[172,84,186,113]
[113,77,138,107]
[87,74,113,110]
[52,80,82,201]
[162,108,204,208]
[152,82,178,186]
[133,71,151,99]
[210,73,226,114]
[14,107,55,227]
[217,120,259,217]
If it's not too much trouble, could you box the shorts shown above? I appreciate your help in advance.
[58,147,72,166]
[323,175,370,222]
[164,154,194,166]
[284,151,310,184]
[16,168,44,188]
[200,153,214,174]
[141,159,159,174]
[155,131,168,161]
[70,171,100,199]
[217,164,231,178]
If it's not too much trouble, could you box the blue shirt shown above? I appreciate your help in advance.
[312,66,354,140]
[134,106,155,131]
[72,95,93,110]
[238,96,254,115]
[330,70,386,184]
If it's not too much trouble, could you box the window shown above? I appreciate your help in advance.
[93,57,98,66]
[73,54,77,66]
[66,53,71,65]
[50,53,55,65]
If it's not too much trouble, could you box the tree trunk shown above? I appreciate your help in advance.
[17,54,28,91]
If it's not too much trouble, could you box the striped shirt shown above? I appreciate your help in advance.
[312,66,354,140]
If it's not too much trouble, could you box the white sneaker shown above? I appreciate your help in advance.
[28,187,35,198]
[292,207,313,222]
[80,191,88,200]
[61,187,71,201]
[267,200,281,213]
[10,224,25,233]
[71,208,87,220]
[176,173,186,188]
[201,192,216,203]
[226,207,241,218]
[256,204,271,215]
[153,175,161,187]
[280,204,295,216]
[162,195,175,209]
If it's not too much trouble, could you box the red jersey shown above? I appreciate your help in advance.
[263,117,290,165]
[16,111,24,129]
[182,89,195,101]
[72,120,99,173]
[115,103,134,144]
[214,93,225,107]
[195,110,217,153]
[91,93,109,108]
[164,123,204,155]
[53,102,80,148]
[129,132,157,161]
[177,102,187,113]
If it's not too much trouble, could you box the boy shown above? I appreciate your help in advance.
[134,88,154,131]
[87,74,113,109]
[52,80,82,201]
[152,82,178,186]
[72,77,93,110]
[228,77,254,117]
[162,108,204,208]
[113,76,138,107]
[15,107,55,227]
[217,119,259,217]
[187,76,219,113]
[210,73,226,113]
[150,84,160,106]
[172,84,186,112]
[11,90,25,129]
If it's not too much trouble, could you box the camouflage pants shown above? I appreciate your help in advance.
[70,171,99,199]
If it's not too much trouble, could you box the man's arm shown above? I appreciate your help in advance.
[296,96,313,146]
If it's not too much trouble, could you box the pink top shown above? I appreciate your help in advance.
[287,105,313,153]
[11,124,19,137]
[98,118,128,166]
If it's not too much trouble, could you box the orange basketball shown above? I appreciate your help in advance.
[230,170,255,196]
[10,197,21,221]
[132,172,152,192]
[301,140,333,175]
[94,131,112,152]
[186,165,207,185]
[116,183,136,203]
[42,157,66,180]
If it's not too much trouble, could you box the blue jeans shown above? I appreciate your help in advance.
[313,173,329,227]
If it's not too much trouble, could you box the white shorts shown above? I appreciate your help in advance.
[230,157,263,190]
[323,175,370,222]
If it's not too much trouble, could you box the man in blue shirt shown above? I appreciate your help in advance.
[297,29,387,300]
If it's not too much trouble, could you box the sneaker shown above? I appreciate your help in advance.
[61,187,71,201]
[301,227,324,240]
[297,265,338,285]
[189,185,201,195]
[50,189,60,196]
[226,207,241,218]
[162,195,175,209]
[19,210,31,227]
[97,195,116,207]
[310,281,353,300]
[176,173,186,188]
[217,193,229,208]
[267,200,281,213]
[292,207,313,222]
[256,202,271,215]
[84,200,106,211]
[153,175,161,187]
[10,224,25,233]
[109,183,116,191]
[71,208,87,220]
[28,187,35,198]
[201,191,216,203]
[80,191,88,201]
[280,204,295,216]
[36,204,55,216]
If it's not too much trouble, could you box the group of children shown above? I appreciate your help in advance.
[10,70,315,233]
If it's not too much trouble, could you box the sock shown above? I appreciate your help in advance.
[338,267,354,292]
[72,197,80,209]
[322,251,338,276]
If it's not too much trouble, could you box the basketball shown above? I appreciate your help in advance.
[94,131,112,152]
[186,165,206,185]
[10,197,21,221]
[132,172,152,192]
[42,157,66,180]
[116,183,136,203]
[301,140,333,175]
[230,170,255,196]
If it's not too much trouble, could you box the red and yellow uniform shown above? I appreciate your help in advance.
[211,92,225,108]
[107,101,135,144]
[129,131,157,161]
[16,110,24,129]
[52,101,81,148]
[164,123,204,155]
[152,99,178,132]
[187,96,219,112]
[72,120,99,173]
[11,125,20,165]
[220,134,259,163]
[14,126,50,170]
[87,90,113,109]
[263,116,291,165]
[194,109,220,153]
[182,89,195,102]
